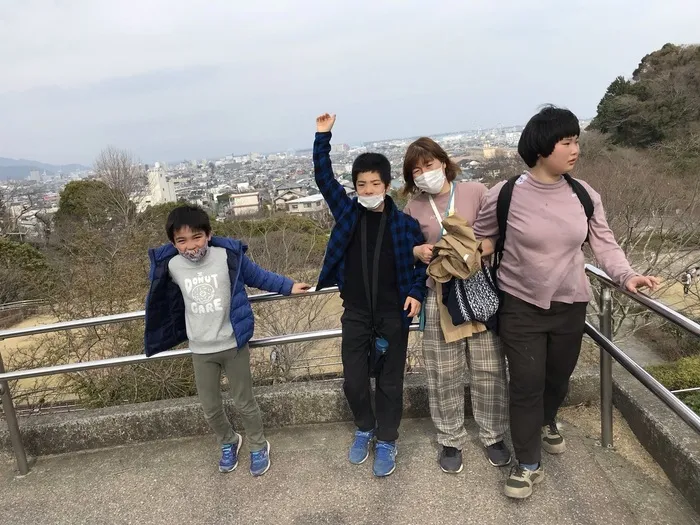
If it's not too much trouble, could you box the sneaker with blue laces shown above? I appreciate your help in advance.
[250,440,271,477]
[349,429,374,465]
[373,440,397,477]
[219,433,242,473]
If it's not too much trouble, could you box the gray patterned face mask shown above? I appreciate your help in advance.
[180,244,209,263]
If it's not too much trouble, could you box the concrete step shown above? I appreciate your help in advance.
[1,417,698,525]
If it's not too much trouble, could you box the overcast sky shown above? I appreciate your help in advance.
[1,1,698,165]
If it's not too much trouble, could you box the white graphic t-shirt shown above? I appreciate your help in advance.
[168,246,237,354]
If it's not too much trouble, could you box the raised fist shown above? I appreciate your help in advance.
[316,113,336,133]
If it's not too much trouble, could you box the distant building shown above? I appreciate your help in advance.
[147,163,177,205]
[274,189,305,210]
[275,182,305,196]
[286,194,328,215]
[229,192,261,216]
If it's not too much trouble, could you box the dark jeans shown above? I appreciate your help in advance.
[498,293,587,464]
[341,307,409,442]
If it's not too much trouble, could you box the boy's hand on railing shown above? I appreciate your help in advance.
[626,275,661,293]
[404,297,421,318]
[316,113,336,133]
[291,282,312,294]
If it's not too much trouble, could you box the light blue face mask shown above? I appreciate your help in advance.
[180,244,209,263]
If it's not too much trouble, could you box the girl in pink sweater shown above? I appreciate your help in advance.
[473,106,659,499]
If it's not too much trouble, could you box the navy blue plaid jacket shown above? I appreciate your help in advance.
[314,131,427,325]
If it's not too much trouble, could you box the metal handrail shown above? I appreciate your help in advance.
[0,299,46,313]
[0,285,423,476]
[671,387,700,394]
[585,264,700,446]
[2,266,700,478]
[0,322,420,383]
[585,321,700,434]
[585,264,700,337]
[0,286,339,342]
[0,329,342,382]
[0,286,338,476]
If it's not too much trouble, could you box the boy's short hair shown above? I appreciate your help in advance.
[165,205,211,242]
[518,105,580,168]
[351,153,392,187]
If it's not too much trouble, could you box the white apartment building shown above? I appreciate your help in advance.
[229,192,261,216]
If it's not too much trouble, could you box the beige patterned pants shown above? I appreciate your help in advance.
[422,289,509,448]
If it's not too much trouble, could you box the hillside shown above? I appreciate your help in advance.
[0,157,88,180]
[590,43,700,149]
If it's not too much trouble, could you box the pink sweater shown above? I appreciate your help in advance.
[404,181,487,289]
[472,173,637,309]
[404,181,487,245]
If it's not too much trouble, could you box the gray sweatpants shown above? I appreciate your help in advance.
[191,345,266,451]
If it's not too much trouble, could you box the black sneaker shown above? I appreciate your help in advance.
[439,446,463,474]
[542,421,566,454]
[485,441,512,467]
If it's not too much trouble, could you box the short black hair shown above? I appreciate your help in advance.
[518,105,580,168]
[165,205,211,242]
[351,153,392,187]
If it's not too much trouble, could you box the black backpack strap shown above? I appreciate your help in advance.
[562,174,594,242]
[494,175,520,269]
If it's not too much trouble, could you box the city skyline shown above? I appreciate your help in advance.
[1,1,699,165]
[0,117,589,171]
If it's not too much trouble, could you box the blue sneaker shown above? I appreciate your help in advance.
[250,440,271,477]
[349,429,374,465]
[373,440,397,477]
[219,432,242,473]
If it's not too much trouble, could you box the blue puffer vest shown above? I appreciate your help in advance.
[144,236,293,356]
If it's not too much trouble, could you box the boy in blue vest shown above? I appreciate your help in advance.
[144,205,310,475]
[314,113,427,477]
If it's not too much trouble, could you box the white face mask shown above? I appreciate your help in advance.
[357,192,385,210]
[414,167,446,194]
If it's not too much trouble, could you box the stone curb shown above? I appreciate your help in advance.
[1,368,599,457]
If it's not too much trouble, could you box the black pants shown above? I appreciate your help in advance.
[341,308,409,442]
[498,293,587,464]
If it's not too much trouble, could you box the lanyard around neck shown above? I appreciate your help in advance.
[428,182,456,238]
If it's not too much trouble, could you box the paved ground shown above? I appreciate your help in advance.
[1,417,698,525]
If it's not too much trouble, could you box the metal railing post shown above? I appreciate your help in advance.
[599,287,614,448]
[0,351,29,475]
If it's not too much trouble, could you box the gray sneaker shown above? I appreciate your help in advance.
[439,446,463,474]
[542,422,566,454]
[504,463,544,499]
[485,441,512,467]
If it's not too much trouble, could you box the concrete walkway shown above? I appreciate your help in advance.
[1,418,698,525]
